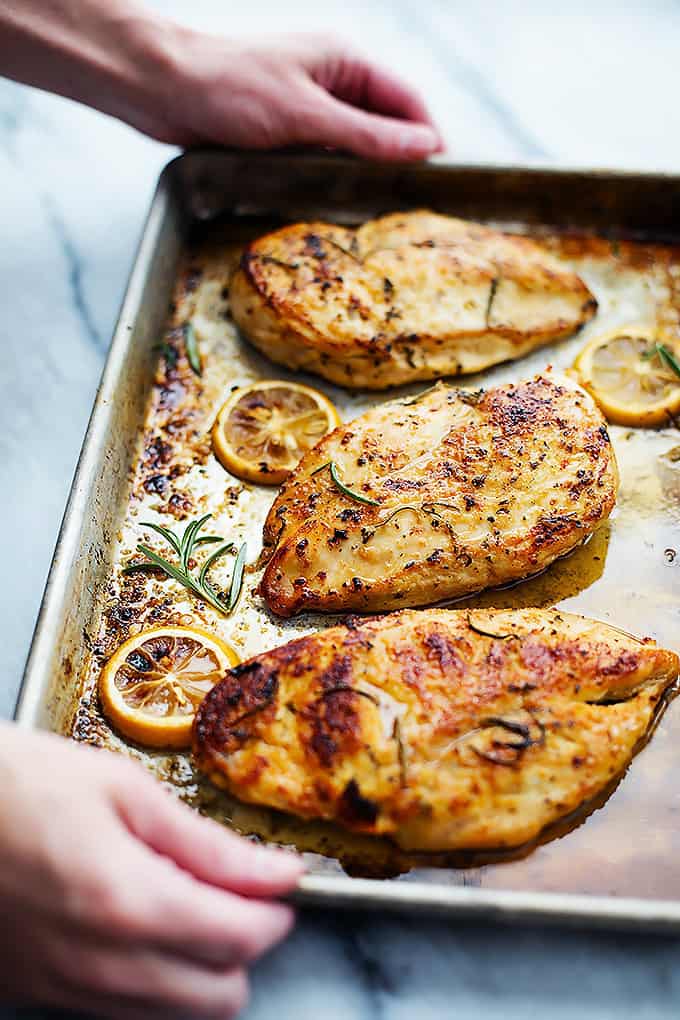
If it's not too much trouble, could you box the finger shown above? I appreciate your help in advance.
[295,85,441,160]
[54,979,247,1020]
[51,937,249,1020]
[146,851,296,963]
[322,55,440,131]
[47,989,181,1020]
[81,835,295,964]
[115,774,304,897]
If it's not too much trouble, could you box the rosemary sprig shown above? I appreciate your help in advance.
[123,513,245,615]
[312,460,379,506]
[184,322,202,376]
[642,341,680,379]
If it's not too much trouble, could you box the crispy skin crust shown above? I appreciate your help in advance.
[260,375,618,617]
[193,608,678,851]
[230,211,597,390]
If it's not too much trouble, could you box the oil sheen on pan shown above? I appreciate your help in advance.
[71,220,680,898]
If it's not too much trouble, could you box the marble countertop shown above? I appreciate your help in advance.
[3,1,680,1017]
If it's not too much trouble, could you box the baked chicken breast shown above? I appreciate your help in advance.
[194,608,678,851]
[260,375,618,617]
[230,211,597,389]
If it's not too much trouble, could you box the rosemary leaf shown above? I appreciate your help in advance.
[139,520,181,557]
[400,383,440,406]
[393,716,407,787]
[122,560,162,576]
[657,342,680,380]
[154,341,178,369]
[641,342,680,378]
[423,501,460,515]
[362,502,461,544]
[133,544,200,596]
[312,460,379,506]
[371,504,420,530]
[329,462,380,505]
[179,513,212,570]
[457,388,485,407]
[228,542,248,610]
[198,541,235,590]
[184,322,202,376]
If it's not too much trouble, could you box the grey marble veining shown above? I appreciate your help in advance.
[2,2,680,1017]
[396,0,550,160]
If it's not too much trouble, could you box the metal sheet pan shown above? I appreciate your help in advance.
[16,151,680,930]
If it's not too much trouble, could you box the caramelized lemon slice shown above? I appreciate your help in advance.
[99,626,238,749]
[574,327,680,427]
[212,380,340,485]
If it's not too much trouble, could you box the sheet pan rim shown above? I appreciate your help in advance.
[293,875,680,929]
[165,145,680,182]
[14,172,172,729]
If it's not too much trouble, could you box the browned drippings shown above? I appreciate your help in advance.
[73,222,680,898]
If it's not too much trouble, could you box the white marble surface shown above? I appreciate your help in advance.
[3,1,680,1017]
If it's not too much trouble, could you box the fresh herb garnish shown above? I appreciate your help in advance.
[657,343,680,380]
[484,276,498,328]
[153,341,178,369]
[312,461,379,506]
[393,716,407,786]
[642,341,680,379]
[360,501,462,545]
[369,504,420,530]
[260,255,301,271]
[424,501,460,515]
[123,513,245,615]
[400,383,441,406]
[457,388,486,407]
[184,322,202,376]
[472,715,545,765]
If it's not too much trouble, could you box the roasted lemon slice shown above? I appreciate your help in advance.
[574,327,680,427]
[212,380,340,485]
[99,625,238,749]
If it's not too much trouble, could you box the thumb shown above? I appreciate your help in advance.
[115,773,304,898]
[296,85,441,160]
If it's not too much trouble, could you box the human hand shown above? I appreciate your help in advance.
[0,722,302,1018]
[0,0,443,161]
[140,31,443,160]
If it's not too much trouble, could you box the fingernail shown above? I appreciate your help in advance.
[253,846,305,879]
[399,124,440,156]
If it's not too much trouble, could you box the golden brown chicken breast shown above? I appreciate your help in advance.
[193,608,678,852]
[260,375,618,617]
[229,211,597,389]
